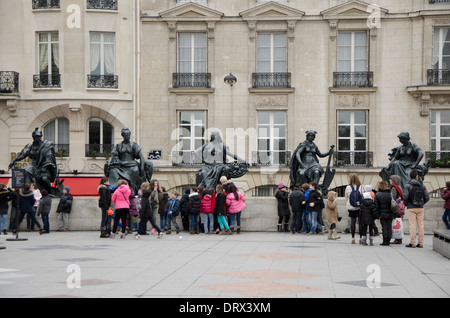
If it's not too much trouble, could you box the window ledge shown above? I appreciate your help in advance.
[169,87,215,94]
[248,87,295,94]
[329,87,377,93]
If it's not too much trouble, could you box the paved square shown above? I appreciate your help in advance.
[0,231,449,298]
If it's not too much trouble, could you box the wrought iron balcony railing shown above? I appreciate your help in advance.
[0,71,19,94]
[87,0,118,10]
[429,0,450,3]
[33,74,61,88]
[54,144,70,157]
[85,144,114,158]
[251,151,291,166]
[333,72,373,87]
[172,151,203,166]
[172,73,211,88]
[32,0,60,9]
[87,75,118,89]
[334,151,373,167]
[252,72,291,88]
[427,69,450,85]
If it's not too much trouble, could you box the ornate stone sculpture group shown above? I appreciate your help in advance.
[8,128,431,195]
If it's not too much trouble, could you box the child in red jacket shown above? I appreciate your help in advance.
[200,188,215,234]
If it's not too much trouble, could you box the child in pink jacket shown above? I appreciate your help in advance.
[111,180,131,239]
[200,188,215,234]
[225,184,246,233]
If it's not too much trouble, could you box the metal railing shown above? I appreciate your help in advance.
[87,0,118,10]
[32,0,60,9]
[33,74,61,88]
[0,71,19,94]
[252,72,291,88]
[429,0,450,3]
[333,72,373,87]
[54,144,70,157]
[85,144,114,158]
[251,151,291,166]
[427,69,450,85]
[334,151,373,167]
[87,75,118,89]
[172,73,211,88]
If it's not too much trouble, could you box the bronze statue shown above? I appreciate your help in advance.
[104,128,153,193]
[380,132,431,189]
[8,128,57,193]
[289,130,335,193]
[193,130,249,189]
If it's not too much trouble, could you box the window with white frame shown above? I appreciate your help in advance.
[431,110,450,152]
[337,111,368,166]
[175,33,208,87]
[36,32,60,87]
[257,33,287,73]
[44,117,69,156]
[87,118,114,157]
[90,32,115,76]
[433,27,450,70]
[177,111,206,164]
[256,111,287,165]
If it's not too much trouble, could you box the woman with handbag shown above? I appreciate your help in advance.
[111,179,131,239]
[374,181,395,246]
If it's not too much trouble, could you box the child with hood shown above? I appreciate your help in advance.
[326,191,341,240]
[56,186,73,232]
[360,190,379,246]
[37,189,52,233]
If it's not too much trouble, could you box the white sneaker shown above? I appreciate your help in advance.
[157,232,164,238]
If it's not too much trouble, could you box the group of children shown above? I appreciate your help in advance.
[102,176,247,239]
[0,182,73,235]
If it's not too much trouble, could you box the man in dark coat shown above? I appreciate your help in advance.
[17,183,43,234]
[289,183,304,234]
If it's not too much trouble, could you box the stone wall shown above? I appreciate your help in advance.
[14,197,448,234]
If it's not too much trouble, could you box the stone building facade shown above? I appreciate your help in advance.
[1,0,450,199]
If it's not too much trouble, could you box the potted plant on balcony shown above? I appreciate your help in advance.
[431,156,450,168]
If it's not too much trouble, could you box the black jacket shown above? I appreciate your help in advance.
[306,189,322,213]
[188,193,201,216]
[98,185,112,210]
[289,188,304,213]
[57,193,73,213]
[37,195,52,216]
[179,193,190,217]
[0,189,13,211]
[275,189,290,216]
[374,190,393,220]
[139,189,153,218]
[359,198,379,224]
[19,190,35,213]
[214,193,226,216]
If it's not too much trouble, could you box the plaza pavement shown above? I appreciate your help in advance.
[0,230,449,300]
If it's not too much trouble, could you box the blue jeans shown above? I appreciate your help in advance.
[167,214,180,231]
[228,212,241,228]
[190,214,199,228]
[41,214,50,232]
[302,212,311,233]
[203,214,214,232]
[0,214,7,231]
[309,211,323,234]
[160,214,168,229]
[443,209,450,229]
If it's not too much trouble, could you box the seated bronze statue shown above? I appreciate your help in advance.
[104,128,153,193]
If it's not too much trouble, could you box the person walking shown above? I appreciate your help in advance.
[345,174,364,244]
[374,181,394,246]
[441,181,450,230]
[56,186,73,232]
[98,177,112,238]
[17,183,43,235]
[111,180,131,239]
[37,189,52,233]
[289,183,304,234]
[403,170,429,248]
[226,184,246,234]
[274,182,290,232]
[214,184,231,234]
[326,190,341,240]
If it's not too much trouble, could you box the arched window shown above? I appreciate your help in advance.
[86,118,114,157]
[43,117,69,157]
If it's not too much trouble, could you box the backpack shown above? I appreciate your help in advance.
[410,184,424,207]
[349,185,363,208]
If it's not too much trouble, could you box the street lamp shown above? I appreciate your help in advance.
[224,73,237,86]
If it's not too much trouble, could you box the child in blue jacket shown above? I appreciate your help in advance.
[167,190,181,234]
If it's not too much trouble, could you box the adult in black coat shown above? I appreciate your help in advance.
[17,183,43,234]
[138,188,162,236]
[374,181,394,246]
[275,182,290,232]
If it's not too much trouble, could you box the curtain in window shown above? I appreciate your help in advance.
[257,34,287,73]
[44,120,56,142]
[90,33,101,75]
[58,118,69,144]
[337,31,367,72]
[178,33,206,73]
[433,28,450,69]
[51,33,59,74]
[39,34,49,74]
[103,33,115,75]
